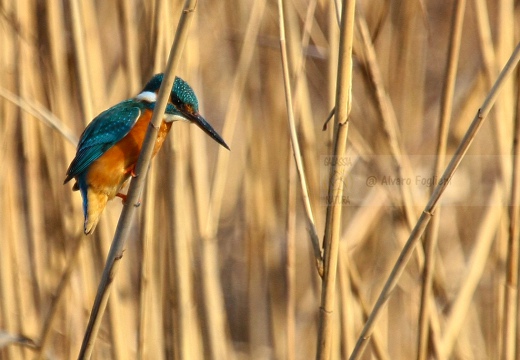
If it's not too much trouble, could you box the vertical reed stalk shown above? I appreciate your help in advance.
[169,136,195,359]
[418,1,466,359]
[36,236,85,359]
[69,0,94,122]
[286,157,296,360]
[137,164,158,360]
[278,0,322,276]
[196,1,265,358]
[501,70,520,360]
[317,0,355,359]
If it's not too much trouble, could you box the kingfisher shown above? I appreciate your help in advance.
[64,74,229,234]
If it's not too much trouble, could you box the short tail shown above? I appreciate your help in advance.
[82,188,108,235]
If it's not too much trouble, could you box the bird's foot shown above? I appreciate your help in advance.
[116,193,141,207]
[124,165,138,178]
[116,192,128,204]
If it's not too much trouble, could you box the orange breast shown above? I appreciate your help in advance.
[86,109,173,199]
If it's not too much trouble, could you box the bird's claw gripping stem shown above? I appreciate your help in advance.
[116,193,141,207]
[124,165,138,178]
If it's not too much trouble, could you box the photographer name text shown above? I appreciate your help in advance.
[366,175,451,187]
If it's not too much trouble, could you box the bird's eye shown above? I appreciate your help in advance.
[171,96,182,107]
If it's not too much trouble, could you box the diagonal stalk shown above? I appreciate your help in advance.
[349,41,520,360]
[77,1,198,358]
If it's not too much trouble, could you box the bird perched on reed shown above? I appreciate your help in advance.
[64,74,229,234]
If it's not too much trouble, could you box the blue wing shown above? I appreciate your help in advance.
[64,100,143,183]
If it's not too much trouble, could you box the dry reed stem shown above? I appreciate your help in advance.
[339,187,391,360]
[1,2,516,359]
[1,165,24,360]
[70,0,94,123]
[191,129,233,360]
[97,221,126,360]
[354,10,454,309]
[195,1,265,358]
[18,1,45,318]
[495,2,516,352]
[137,162,157,360]
[120,0,140,91]
[284,0,322,215]
[277,0,310,357]
[45,0,70,123]
[338,257,354,358]
[286,157,296,360]
[349,41,520,360]
[494,0,515,179]
[418,1,466,359]
[0,88,77,146]
[244,125,271,357]
[185,12,234,359]
[327,0,339,133]
[36,236,85,359]
[0,331,36,350]
[203,0,265,234]
[169,137,195,359]
[140,22,172,357]
[472,0,506,205]
[77,1,199,357]
[317,0,355,358]
[439,184,503,358]
[79,0,107,112]
[501,68,520,360]
[355,8,418,231]
[278,0,322,274]
[473,0,497,83]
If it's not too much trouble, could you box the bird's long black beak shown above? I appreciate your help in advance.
[190,113,230,150]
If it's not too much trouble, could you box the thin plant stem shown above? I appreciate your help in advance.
[317,0,355,359]
[355,9,418,231]
[0,87,78,146]
[286,151,296,360]
[69,0,94,123]
[439,184,503,358]
[278,0,323,275]
[119,0,140,91]
[137,168,156,360]
[418,1,466,359]
[501,69,520,360]
[169,136,195,359]
[349,41,520,360]
[36,236,85,359]
[340,187,390,360]
[354,11,455,309]
[196,1,265,358]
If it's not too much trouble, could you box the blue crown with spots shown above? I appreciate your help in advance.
[142,74,199,112]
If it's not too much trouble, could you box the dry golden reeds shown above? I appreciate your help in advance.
[1,0,520,359]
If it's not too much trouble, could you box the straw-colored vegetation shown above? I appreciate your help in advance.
[0,0,519,359]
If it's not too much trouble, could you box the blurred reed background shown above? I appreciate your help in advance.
[0,0,519,359]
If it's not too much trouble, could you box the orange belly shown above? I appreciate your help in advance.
[86,109,173,199]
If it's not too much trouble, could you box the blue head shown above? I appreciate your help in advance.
[137,74,229,150]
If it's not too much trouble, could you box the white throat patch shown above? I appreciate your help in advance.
[164,114,188,123]
[136,91,157,103]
